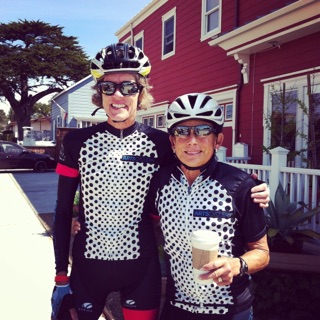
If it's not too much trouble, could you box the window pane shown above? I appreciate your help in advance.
[207,11,219,32]
[206,0,219,11]
[135,38,143,49]
[165,17,174,34]
[309,93,320,168]
[164,17,174,55]
[271,90,297,158]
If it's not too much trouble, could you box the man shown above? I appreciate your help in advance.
[145,93,270,320]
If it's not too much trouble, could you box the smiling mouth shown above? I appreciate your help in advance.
[111,104,127,109]
[185,151,201,155]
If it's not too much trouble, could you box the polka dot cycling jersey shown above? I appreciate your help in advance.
[54,121,174,271]
[145,159,267,315]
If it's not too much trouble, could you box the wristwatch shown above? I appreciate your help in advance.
[238,257,248,276]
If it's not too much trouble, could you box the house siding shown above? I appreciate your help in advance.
[141,0,239,105]
[68,78,96,120]
[116,0,320,164]
[237,0,299,28]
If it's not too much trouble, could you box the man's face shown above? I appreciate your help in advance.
[169,119,223,169]
[101,72,139,128]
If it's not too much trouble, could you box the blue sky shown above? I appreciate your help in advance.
[1,0,151,58]
[0,0,152,112]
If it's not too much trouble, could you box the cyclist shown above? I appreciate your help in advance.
[144,93,270,320]
[52,44,270,320]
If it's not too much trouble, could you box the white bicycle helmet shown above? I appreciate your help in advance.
[90,43,151,81]
[166,93,224,133]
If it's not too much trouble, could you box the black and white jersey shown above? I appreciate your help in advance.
[54,121,174,273]
[145,159,267,315]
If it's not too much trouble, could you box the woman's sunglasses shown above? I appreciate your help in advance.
[170,125,217,137]
[97,81,141,96]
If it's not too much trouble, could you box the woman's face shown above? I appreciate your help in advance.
[101,73,140,129]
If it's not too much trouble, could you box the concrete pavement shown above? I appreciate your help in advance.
[0,173,55,319]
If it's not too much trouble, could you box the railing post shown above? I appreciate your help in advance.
[216,146,227,162]
[269,147,289,201]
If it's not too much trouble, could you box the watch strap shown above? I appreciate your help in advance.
[238,257,248,276]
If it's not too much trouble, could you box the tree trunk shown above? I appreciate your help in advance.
[15,104,33,141]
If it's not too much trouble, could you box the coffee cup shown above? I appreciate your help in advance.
[190,230,221,285]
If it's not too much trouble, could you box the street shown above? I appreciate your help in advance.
[11,170,58,214]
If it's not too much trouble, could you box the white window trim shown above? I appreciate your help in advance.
[205,88,237,154]
[161,7,176,60]
[134,31,144,50]
[201,0,222,42]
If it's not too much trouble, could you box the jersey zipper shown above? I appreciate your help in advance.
[120,129,123,139]
[172,170,208,311]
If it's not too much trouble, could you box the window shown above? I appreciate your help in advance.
[162,7,176,59]
[263,73,320,168]
[142,116,154,127]
[201,0,221,41]
[134,31,144,50]
[56,116,62,128]
[156,114,165,128]
[219,103,233,121]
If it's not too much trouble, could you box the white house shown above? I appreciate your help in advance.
[50,75,106,141]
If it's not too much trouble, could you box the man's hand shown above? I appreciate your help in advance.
[71,218,81,235]
[199,257,235,286]
[251,173,270,208]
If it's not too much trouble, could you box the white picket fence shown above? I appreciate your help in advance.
[218,147,320,233]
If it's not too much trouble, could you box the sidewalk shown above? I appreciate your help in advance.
[0,173,54,319]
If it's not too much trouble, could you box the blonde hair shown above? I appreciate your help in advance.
[91,75,154,109]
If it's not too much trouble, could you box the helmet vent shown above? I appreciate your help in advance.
[187,95,198,109]
[176,98,186,110]
[116,49,124,59]
[197,111,214,117]
[199,96,212,109]
[173,113,187,119]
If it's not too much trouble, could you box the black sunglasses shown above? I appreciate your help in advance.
[171,125,217,137]
[97,81,141,96]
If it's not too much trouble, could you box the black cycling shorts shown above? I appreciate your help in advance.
[70,256,161,319]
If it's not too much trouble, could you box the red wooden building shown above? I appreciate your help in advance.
[116,0,320,166]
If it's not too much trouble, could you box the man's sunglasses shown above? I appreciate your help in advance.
[97,81,141,96]
[170,125,217,137]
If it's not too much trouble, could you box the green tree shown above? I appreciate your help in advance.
[0,109,8,132]
[0,19,90,140]
[32,102,51,119]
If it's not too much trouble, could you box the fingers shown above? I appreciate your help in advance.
[258,202,269,208]
[251,182,268,193]
[251,173,258,180]
[251,182,270,208]
[71,219,81,235]
[201,259,233,286]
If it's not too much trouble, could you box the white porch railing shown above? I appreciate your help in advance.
[217,147,320,233]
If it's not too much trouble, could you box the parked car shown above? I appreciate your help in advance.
[0,141,56,172]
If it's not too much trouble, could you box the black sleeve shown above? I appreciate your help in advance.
[53,175,79,273]
[233,176,267,243]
